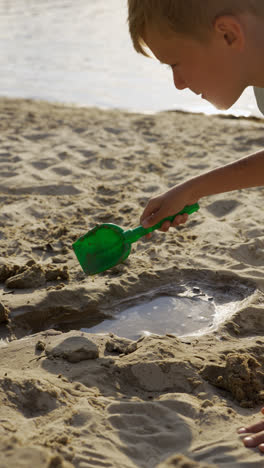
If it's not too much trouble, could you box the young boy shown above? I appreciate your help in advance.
[127,0,264,453]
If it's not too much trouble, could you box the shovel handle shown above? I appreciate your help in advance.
[123,203,200,244]
[147,202,200,233]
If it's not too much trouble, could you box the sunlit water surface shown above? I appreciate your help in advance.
[82,295,216,340]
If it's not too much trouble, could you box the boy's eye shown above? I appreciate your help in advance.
[159,61,179,70]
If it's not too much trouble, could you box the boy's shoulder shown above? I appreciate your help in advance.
[254,87,264,115]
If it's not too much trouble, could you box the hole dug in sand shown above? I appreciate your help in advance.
[84,295,215,340]
[82,278,254,340]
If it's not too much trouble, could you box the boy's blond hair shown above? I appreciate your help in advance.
[127,0,264,56]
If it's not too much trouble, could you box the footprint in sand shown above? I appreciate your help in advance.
[206,199,240,218]
[107,399,192,464]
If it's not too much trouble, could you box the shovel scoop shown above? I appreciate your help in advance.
[72,203,199,275]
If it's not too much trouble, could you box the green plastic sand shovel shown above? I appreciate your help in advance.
[72,202,199,275]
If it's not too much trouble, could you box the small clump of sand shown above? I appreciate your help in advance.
[0,97,264,467]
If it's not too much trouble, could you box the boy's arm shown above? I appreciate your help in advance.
[141,150,264,229]
[191,150,264,199]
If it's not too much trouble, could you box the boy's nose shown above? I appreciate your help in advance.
[172,69,187,90]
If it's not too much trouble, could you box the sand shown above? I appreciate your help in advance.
[0,97,264,467]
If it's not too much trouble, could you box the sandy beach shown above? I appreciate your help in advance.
[0,97,264,467]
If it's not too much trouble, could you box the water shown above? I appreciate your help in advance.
[79,279,255,341]
[83,295,215,340]
[0,0,262,117]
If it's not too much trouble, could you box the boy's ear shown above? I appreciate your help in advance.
[213,15,245,50]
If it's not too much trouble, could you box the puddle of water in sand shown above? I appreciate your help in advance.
[81,280,254,340]
[82,295,215,340]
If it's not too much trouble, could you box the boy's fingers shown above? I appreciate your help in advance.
[159,221,171,232]
[142,211,190,232]
[243,432,264,448]
[238,420,264,434]
[140,201,159,225]
[141,211,162,228]
[172,213,188,227]
[143,214,189,232]
[161,214,188,231]
[145,233,152,240]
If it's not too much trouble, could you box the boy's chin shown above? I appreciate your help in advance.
[213,102,232,111]
[208,94,242,111]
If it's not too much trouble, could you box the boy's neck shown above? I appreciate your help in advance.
[244,14,264,87]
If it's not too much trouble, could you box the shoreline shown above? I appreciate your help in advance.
[2,93,263,121]
[0,96,264,467]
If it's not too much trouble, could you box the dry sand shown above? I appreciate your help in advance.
[0,97,264,467]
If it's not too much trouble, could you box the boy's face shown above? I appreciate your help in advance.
[144,23,247,110]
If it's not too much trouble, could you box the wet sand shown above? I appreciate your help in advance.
[0,97,264,467]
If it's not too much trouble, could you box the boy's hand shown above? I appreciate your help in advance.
[238,407,264,452]
[140,183,197,237]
